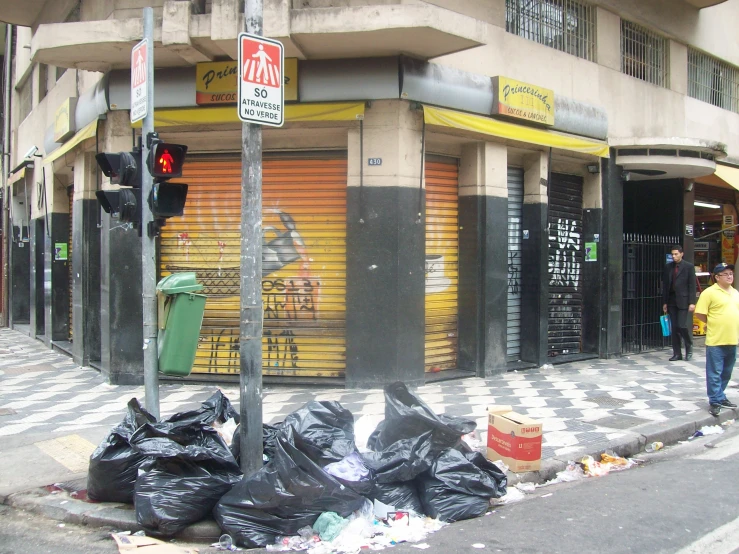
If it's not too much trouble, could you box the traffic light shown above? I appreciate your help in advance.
[95,149,143,229]
[147,142,189,228]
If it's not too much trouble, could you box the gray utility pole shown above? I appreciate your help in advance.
[239,0,265,476]
[2,24,13,328]
[141,7,160,419]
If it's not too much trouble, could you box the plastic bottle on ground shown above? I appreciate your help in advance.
[645,441,663,453]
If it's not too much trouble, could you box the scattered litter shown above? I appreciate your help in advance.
[644,442,663,453]
[60,500,68,505]
[314,512,348,542]
[472,544,486,549]
[539,364,554,371]
[691,425,725,439]
[535,462,586,488]
[722,419,735,427]
[492,460,509,474]
[112,532,198,553]
[540,493,553,498]
[58,523,65,528]
[490,487,525,505]
[461,430,484,454]
[515,482,536,493]
[411,544,431,550]
[580,453,636,477]
[212,534,241,551]
[133,531,146,537]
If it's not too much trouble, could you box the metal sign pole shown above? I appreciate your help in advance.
[141,7,159,419]
[239,0,265,476]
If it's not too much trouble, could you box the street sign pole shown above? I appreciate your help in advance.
[239,0,265,477]
[138,7,160,419]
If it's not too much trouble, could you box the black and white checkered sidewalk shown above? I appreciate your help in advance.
[0,328,725,460]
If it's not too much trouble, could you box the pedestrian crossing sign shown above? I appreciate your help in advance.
[237,33,284,127]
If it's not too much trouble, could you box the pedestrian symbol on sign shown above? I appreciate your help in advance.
[237,33,284,127]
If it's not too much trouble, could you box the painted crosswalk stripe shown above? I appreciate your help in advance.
[693,434,739,461]
[673,515,739,554]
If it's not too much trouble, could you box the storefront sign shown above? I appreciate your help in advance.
[492,77,554,126]
[197,58,298,106]
[722,213,736,265]
[53,98,77,143]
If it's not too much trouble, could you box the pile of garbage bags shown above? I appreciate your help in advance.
[87,383,507,548]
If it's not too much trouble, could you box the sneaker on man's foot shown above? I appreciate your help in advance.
[720,398,737,408]
[709,404,722,417]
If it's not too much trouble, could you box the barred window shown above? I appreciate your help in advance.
[620,20,669,88]
[505,0,596,62]
[688,48,739,114]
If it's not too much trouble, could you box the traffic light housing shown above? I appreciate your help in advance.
[146,141,189,232]
[95,139,189,237]
[95,149,142,230]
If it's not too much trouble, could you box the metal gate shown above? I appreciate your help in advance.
[548,173,584,356]
[622,234,678,354]
[67,186,73,341]
[159,155,347,378]
[507,167,524,362]
[425,157,459,372]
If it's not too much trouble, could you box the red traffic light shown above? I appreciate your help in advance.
[149,142,188,179]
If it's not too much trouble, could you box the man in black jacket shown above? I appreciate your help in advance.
[662,245,697,361]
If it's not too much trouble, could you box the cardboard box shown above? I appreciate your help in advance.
[486,410,542,473]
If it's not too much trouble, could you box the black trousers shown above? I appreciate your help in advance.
[668,303,693,355]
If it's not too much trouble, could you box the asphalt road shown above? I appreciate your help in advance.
[2,428,739,554]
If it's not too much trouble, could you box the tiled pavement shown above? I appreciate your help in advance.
[0,328,731,461]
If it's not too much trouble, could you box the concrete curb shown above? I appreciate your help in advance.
[4,407,737,542]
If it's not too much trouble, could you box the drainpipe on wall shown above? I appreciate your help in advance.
[2,24,13,328]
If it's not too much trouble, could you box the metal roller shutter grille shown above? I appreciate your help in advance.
[507,167,524,362]
[68,187,73,341]
[425,158,459,372]
[159,156,347,377]
[548,173,584,356]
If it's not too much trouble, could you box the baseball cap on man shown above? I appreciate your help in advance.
[712,263,735,274]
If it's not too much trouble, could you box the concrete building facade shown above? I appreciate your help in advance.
[1,0,738,387]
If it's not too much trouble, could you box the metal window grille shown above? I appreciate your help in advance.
[688,48,739,114]
[620,20,669,88]
[505,0,596,61]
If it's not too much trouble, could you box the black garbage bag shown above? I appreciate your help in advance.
[281,401,356,465]
[231,401,355,467]
[165,389,239,427]
[133,423,242,536]
[87,399,156,503]
[368,481,424,514]
[230,422,283,465]
[362,382,476,483]
[416,448,508,522]
[214,425,367,548]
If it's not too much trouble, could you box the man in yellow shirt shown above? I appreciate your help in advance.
[694,263,739,417]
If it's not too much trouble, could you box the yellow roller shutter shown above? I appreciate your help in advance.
[424,157,459,372]
[159,155,347,378]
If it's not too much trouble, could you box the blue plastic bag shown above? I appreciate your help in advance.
[660,314,671,337]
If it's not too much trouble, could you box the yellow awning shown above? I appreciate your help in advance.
[423,105,610,158]
[43,120,99,165]
[714,164,739,191]
[131,102,366,128]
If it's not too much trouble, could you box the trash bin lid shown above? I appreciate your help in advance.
[156,272,204,294]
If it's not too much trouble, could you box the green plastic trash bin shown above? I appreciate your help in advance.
[156,272,206,376]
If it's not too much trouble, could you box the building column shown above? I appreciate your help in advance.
[29,215,44,338]
[599,152,623,358]
[521,152,549,366]
[44,167,71,345]
[72,153,101,366]
[582,167,603,354]
[458,142,508,377]
[99,111,143,385]
[345,100,425,389]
